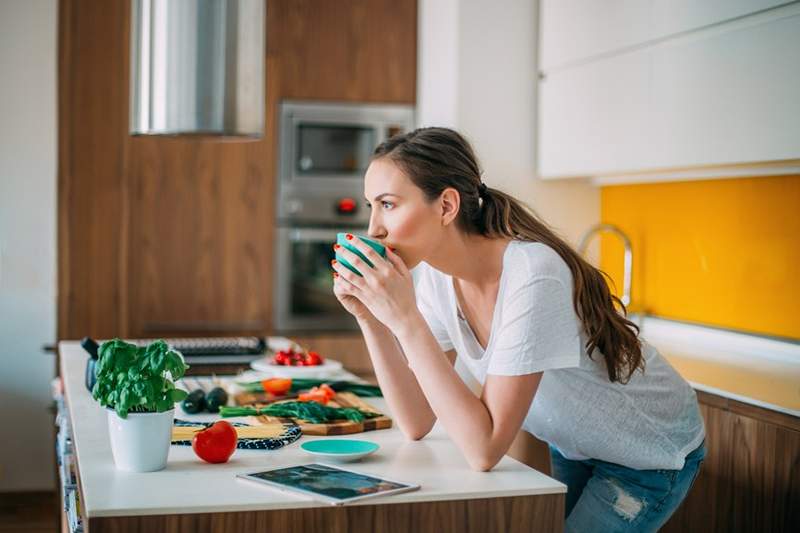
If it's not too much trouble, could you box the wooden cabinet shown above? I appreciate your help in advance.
[538,0,800,180]
[662,390,800,532]
[58,0,416,349]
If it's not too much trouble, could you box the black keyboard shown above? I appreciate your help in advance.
[131,337,267,356]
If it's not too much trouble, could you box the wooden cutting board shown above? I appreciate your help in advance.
[234,391,393,436]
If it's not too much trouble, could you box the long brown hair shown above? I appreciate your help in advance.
[373,127,644,384]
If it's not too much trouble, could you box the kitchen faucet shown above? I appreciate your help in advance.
[577,224,632,308]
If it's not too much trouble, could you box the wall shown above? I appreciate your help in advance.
[418,0,600,248]
[601,175,800,340]
[0,0,57,491]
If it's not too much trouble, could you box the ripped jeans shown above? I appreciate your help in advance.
[549,440,706,533]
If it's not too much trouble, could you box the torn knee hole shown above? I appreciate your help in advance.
[608,480,646,521]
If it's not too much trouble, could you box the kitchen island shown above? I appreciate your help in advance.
[56,341,565,533]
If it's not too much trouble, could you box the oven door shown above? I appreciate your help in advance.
[273,226,364,332]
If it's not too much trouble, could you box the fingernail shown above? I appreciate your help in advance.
[332,272,339,278]
[334,243,341,250]
[390,247,396,252]
[331,259,337,265]
[346,233,353,240]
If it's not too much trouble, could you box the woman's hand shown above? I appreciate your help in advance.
[331,237,419,334]
[332,268,375,323]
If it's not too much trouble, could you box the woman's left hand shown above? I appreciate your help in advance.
[332,236,419,333]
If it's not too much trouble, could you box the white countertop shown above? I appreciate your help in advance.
[638,316,800,417]
[59,341,565,518]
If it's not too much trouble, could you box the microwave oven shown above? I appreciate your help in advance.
[276,100,416,226]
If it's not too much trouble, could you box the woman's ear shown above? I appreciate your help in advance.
[439,187,461,226]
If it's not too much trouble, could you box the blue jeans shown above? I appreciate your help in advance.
[549,441,706,533]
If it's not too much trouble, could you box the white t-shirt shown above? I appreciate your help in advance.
[412,240,706,471]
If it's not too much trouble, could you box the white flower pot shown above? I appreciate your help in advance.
[107,408,174,472]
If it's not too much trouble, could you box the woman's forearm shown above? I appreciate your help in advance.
[392,312,511,471]
[358,317,437,439]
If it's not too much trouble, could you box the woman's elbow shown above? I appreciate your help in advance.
[467,454,502,472]
[398,421,433,441]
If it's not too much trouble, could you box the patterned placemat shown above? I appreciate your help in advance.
[171,418,301,450]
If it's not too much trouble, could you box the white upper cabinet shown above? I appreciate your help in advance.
[538,0,800,181]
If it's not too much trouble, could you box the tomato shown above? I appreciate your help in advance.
[305,351,323,366]
[319,383,336,399]
[192,420,237,464]
[298,391,329,404]
[261,378,292,395]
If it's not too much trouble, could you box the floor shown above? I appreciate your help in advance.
[0,491,59,533]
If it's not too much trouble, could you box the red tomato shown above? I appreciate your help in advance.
[261,378,292,395]
[305,351,323,366]
[298,391,329,404]
[192,421,237,464]
[319,383,336,399]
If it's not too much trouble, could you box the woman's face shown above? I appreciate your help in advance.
[363,158,443,269]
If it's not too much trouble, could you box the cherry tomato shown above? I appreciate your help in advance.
[192,420,237,464]
[305,351,323,366]
[261,377,292,395]
[298,391,329,404]
[272,351,289,365]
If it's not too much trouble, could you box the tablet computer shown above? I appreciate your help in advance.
[237,463,420,505]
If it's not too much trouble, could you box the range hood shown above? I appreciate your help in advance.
[130,0,265,137]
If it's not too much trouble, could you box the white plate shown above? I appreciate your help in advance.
[250,357,344,378]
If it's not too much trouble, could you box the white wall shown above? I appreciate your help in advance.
[418,0,600,248]
[418,0,600,391]
[0,0,58,491]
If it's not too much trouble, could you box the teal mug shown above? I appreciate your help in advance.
[335,233,386,276]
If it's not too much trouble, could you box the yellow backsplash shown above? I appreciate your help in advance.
[599,174,800,340]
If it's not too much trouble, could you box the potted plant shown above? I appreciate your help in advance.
[91,339,189,472]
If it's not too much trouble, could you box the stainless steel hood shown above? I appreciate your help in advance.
[130,0,265,137]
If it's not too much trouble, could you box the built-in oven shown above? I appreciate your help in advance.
[273,101,415,332]
[273,227,354,331]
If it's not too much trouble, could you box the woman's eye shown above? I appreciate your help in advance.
[381,201,394,210]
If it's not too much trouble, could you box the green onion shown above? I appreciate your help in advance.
[219,401,381,424]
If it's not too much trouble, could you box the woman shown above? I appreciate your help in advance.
[331,127,706,532]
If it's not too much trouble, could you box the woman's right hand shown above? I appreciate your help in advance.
[332,269,377,324]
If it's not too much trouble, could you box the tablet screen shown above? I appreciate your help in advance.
[241,463,418,504]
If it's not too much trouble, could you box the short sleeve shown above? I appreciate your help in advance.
[487,277,581,376]
[412,266,455,352]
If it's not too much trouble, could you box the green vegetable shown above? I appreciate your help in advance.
[205,387,228,413]
[239,378,382,397]
[219,401,381,424]
[91,339,189,419]
[181,389,206,414]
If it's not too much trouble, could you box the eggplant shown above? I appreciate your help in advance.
[181,388,206,414]
[205,387,228,413]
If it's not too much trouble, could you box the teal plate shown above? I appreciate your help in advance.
[300,439,379,462]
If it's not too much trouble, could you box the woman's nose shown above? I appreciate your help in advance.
[367,216,385,240]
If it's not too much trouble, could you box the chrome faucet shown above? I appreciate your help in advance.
[577,224,632,308]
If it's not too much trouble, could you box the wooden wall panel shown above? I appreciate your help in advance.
[58,0,130,339]
[269,0,416,103]
[126,131,273,336]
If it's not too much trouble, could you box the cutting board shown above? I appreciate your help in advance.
[234,391,393,436]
